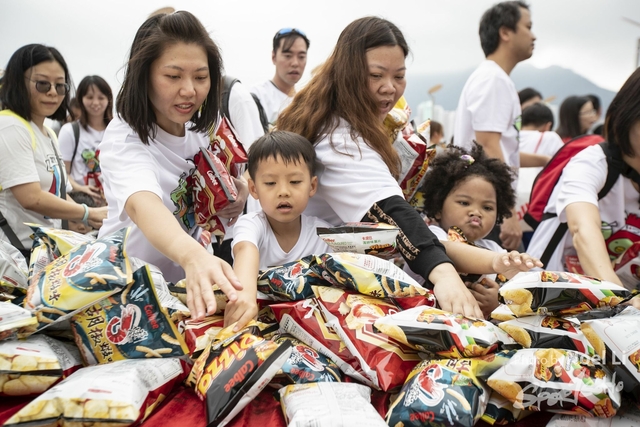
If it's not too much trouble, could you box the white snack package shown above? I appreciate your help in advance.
[279,382,387,427]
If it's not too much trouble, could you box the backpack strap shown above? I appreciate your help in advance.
[539,142,622,267]
[221,76,240,127]
[251,93,270,133]
[69,121,80,172]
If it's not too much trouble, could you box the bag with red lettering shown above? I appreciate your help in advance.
[71,265,188,365]
[273,334,343,384]
[313,286,421,391]
[4,358,189,427]
[257,255,325,301]
[209,116,248,178]
[191,147,239,238]
[387,358,490,427]
[270,298,370,384]
[25,228,133,330]
[190,322,292,427]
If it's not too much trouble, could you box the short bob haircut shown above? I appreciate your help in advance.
[556,95,591,140]
[76,75,113,130]
[522,102,554,128]
[479,1,529,57]
[116,10,223,145]
[605,67,640,157]
[247,130,316,180]
[0,44,72,122]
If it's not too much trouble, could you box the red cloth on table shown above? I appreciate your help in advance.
[0,386,555,427]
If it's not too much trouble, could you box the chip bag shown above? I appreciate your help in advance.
[209,116,248,178]
[394,127,436,202]
[612,241,640,291]
[191,146,238,237]
[313,286,420,391]
[0,335,82,396]
[481,390,533,425]
[4,358,188,426]
[168,278,228,314]
[374,306,500,358]
[316,222,399,259]
[314,252,428,298]
[0,301,37,341]
[487,348,621,416]
[386,357,490,427]
[0,240,28,302]
[256,255,325,301]
[191,323,293,427]
[498,315,595,355]
[280,382,387,427]
[273,334,343,384]
[71,265,188,365]
[183,314,225,358]
[499,271,630,317]
[28,223,94,258]
[25,228,133,329]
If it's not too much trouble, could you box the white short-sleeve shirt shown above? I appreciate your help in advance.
[250,80,292,125]
[58,122,105,184]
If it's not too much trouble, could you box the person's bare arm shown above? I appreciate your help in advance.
[125,191,242,319]
[520,152,551,168]
[225,241,259,330]
[566,202,621,285]
[474,131,504,161]
[10,182,106,228]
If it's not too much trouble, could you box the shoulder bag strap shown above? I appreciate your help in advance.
[533,131,545,154]
[44,126,69,230]
[69,121,80,172]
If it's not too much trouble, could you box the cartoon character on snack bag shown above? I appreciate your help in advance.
[415,363,447,406]
[106,304,143,345]
[606,214,640,260]
[344,295,386,330]
[293,345,325,372]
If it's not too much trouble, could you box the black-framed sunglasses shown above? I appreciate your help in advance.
[273,27,307,42]
[29,79,70,95]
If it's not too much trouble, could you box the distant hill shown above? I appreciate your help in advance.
[404,64,616,113]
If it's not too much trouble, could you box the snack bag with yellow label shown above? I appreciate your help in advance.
[273,333,343,384]
[386,358,490,427]
[4,357,188,426]
[313,286,420,391]
[25,227,133,329]
[190,322,292,427]
[314,252,429,299]
[280,382,387,427]
[0,335,82,396]
[316,222,399,260]
[374,306,500,358]
[487,348,621,416]
[257,255,325,301]
[499,271,630,317]
[71,265,188,365]
[27,223,94,258]
[499,315,595,355]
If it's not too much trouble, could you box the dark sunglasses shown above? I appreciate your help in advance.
[29,79,70,95]
[273,27,307,43]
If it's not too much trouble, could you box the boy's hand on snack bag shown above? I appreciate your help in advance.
[224,290,259,332]
[468,278,500,319]
[492,251,543,279]
[184,249,242,320]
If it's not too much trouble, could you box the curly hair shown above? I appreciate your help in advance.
[419,143,515,225]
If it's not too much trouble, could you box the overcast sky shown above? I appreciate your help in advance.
[2,0,639,104]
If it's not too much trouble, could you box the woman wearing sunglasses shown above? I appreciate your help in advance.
[0,44,107,256]
[278,17,542,318]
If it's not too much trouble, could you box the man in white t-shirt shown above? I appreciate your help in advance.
[454,1,543,251]
[250,28,309,126]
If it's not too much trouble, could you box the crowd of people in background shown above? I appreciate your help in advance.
[2,0,640,328]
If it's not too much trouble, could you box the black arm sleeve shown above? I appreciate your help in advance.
[361,195,452,289]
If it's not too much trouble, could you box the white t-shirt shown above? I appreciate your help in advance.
[527,144,640,271]
[58,122,105,184]
[0,115,70,248]
[98,118,208,283]
[231,211,331,270]
[250,80,292,125]
[304,119,405,225]
[454,60,521,190]
[226,81,266,234]
[404,224,505,284]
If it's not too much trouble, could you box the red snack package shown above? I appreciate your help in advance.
[313,286,421,391]
[183,315,225,358]
[191,147,238,236]
[209,117,248,178]
[393,128,436,202]
[270,297,370,385]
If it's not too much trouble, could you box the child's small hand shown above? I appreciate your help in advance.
[223,291,259,332]
[492,251,544,279]
[468,279,500,319]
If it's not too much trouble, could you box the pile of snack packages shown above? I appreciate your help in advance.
[4,220,640,427]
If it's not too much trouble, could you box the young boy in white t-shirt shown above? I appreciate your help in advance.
[227,131,331,330]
